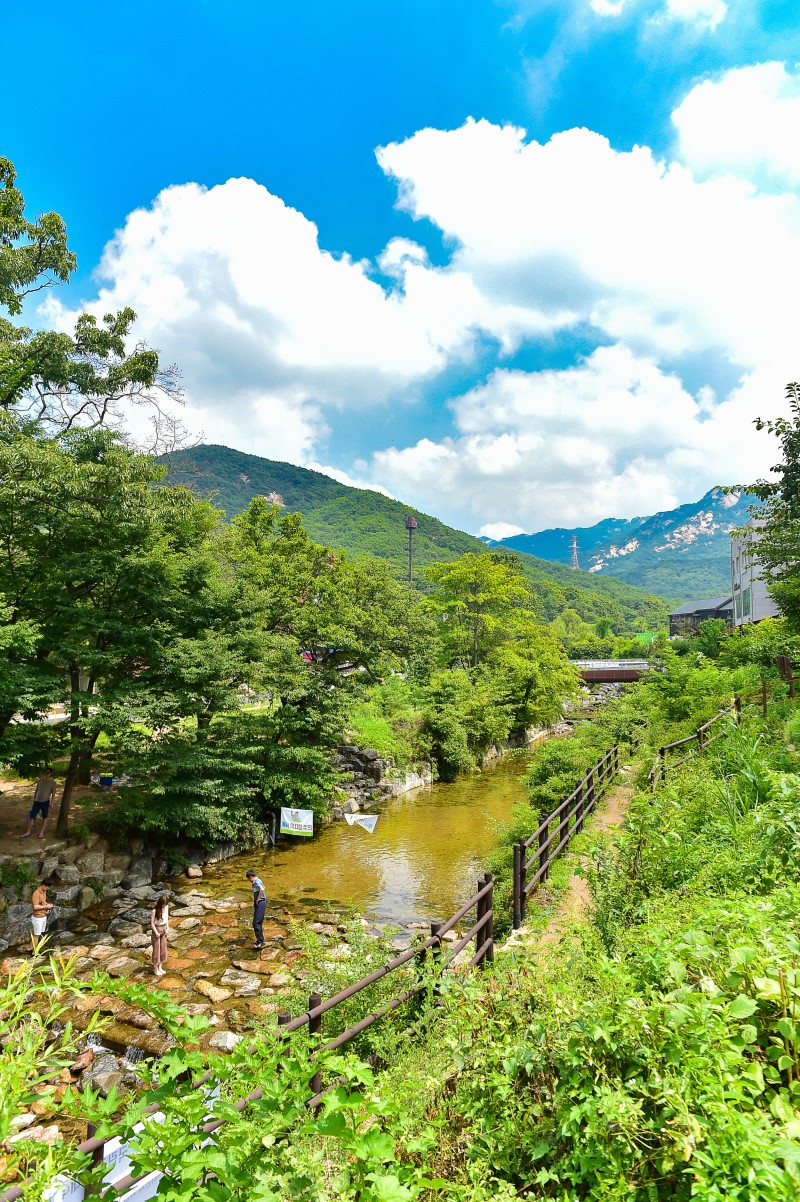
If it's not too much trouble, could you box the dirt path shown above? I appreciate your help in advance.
[505,773,635,953]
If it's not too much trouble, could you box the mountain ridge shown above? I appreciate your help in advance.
[491,488,757,603]
[160,444,668,631]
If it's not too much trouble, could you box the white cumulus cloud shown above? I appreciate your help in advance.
[673,62,800,190]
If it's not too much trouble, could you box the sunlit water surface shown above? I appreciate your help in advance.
[196,750,534,927]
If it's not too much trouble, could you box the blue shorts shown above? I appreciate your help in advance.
[28,799,50,820]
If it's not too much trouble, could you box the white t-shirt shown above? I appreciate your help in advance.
[152,905,169,927]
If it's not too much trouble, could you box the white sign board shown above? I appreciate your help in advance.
[280,807,314,837]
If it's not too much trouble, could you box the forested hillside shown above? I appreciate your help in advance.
[162,445,668,630]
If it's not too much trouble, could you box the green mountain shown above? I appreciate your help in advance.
[161,444,668,631]
[493,488,757,605]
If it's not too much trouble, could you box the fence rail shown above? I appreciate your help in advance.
[512,745,619,930]
[651,663,800,785]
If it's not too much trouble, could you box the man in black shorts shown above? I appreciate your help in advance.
[21,770,57,841]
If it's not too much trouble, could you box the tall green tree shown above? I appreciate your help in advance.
[747,382,800,630]
[423,552,533,672]
[0,157,185,451]
[0,416,219,834]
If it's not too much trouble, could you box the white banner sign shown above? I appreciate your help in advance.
[344,813,378,833]
[280,807,314,837]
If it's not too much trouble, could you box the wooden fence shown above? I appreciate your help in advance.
[512,746,619,930]
[652,663,800,785]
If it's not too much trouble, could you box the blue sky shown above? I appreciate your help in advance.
[5,0,800,535]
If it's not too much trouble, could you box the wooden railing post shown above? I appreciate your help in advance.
[697,725,705,752]
[484,872,494,964]
[430,921,442,1002]
[585,767,595,816]
[734,695,742,722]
[538,817,550,892]
[512,842,522,930]
[559,792,570,850]
[308,991,322,1098]
[475,876,486,968]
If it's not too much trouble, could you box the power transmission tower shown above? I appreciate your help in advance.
[405,514,418,582]
[570,535,579,570]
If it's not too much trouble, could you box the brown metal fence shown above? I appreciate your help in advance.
[512,745,619,930]
[651,663,800,786]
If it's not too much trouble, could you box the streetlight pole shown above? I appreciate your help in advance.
[405,514,418,583]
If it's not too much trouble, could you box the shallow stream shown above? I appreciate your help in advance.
[195,747,534,929]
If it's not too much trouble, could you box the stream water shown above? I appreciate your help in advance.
[193,747,534,929]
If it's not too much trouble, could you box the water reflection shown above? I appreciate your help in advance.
[197,750,533,926]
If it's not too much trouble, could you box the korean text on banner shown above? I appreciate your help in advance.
[280,807,314,837]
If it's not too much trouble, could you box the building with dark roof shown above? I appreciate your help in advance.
[669,595,733,637]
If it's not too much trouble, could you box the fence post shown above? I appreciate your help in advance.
[586,766,595,816]
[512,842,522,930]
[308,991,322,1098]
[762,680,768,718]
[538,816,550,892]
[484,872,494,964]
[559,793,570,851]
[430,920,443,1002]
[658,745,666,780]
[85,1123,105,1193]
[476,876,486,969]
[734,695,742,723]
[697,725,705,753]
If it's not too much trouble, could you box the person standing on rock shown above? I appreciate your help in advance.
[30,881,53,949]
[150,895,169,976]
[21,770,57,840]
[246,870,266,950]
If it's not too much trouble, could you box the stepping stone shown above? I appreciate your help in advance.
[195,979,232,1003]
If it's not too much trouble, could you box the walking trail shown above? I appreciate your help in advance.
[504,772,635,955]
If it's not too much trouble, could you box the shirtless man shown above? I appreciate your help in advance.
[21,771,57,840]
[30,882,53,949]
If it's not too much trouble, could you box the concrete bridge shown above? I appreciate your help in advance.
[570,659,653,683]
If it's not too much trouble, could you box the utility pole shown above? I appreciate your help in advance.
[405,514,418,583]
[570,534,579,570]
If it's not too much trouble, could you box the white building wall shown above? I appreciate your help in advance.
[730,519,781,626]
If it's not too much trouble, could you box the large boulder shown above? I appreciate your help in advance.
[51,864,80,885]
[76,851,106,876]
[195,979,232,1003]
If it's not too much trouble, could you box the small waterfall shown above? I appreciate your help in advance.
[122,1045,147,1067]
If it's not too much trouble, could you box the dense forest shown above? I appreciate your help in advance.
[162,444,669,629]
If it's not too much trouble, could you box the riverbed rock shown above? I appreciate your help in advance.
[120,907,153,926]
[186,866,203,879]
[268,972,293,989]
[108,919,142,938]
[220,969,261,997]
[232,959,277,975]
[172,916,202,930]
[83,932,115,946]
[120,932,152,949]
[8,1123,61,1146]
[195,979,232,1003]
[208,1030,241,1052]
[171,905,206,917]
[105,956,140,978]
[308,923,337,936]
[316,913,340,925]
[341,799,360,815]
